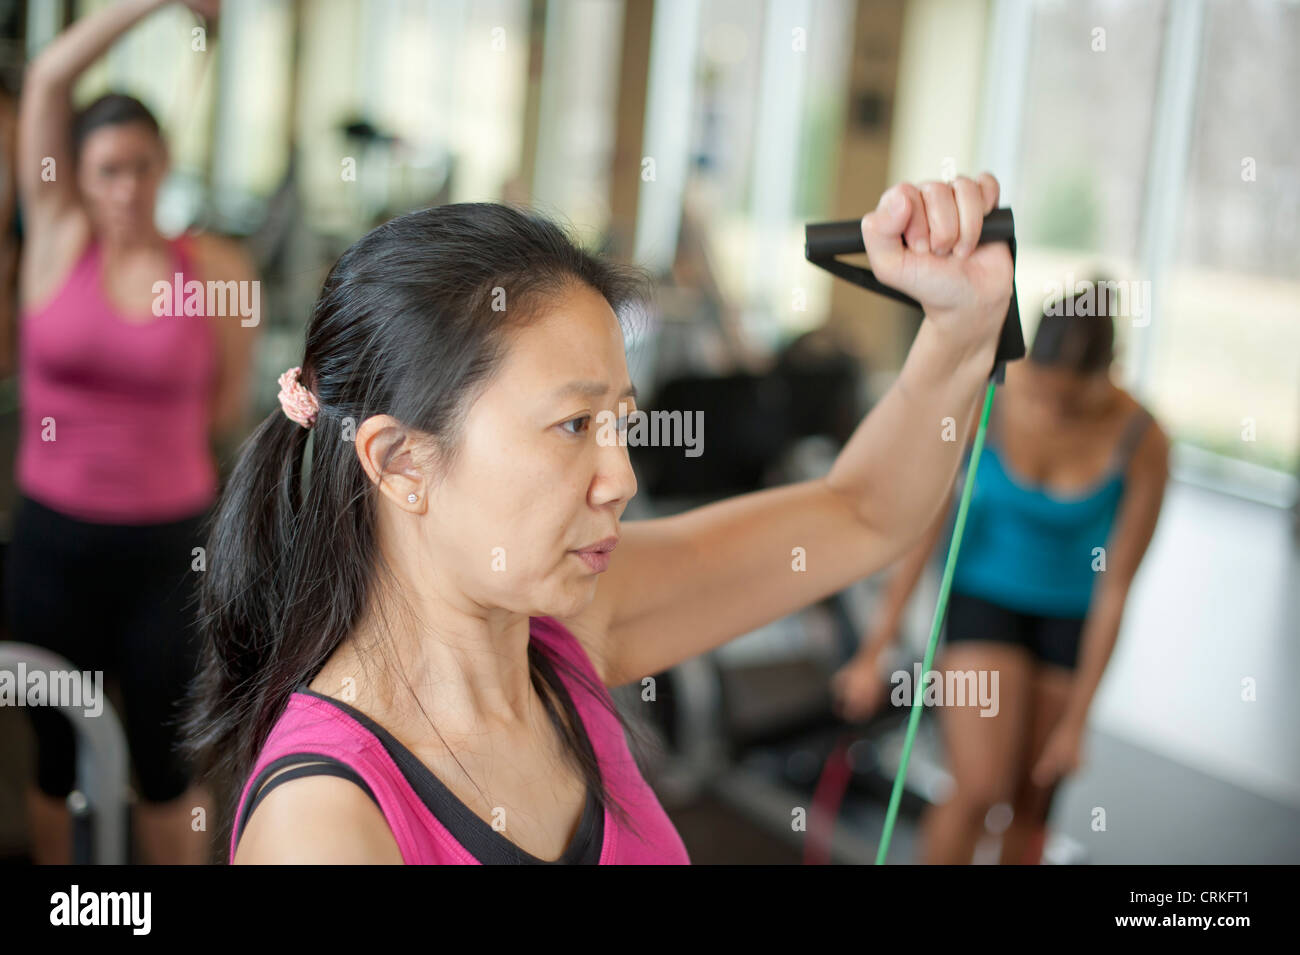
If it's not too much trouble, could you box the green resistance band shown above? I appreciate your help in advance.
[805,207,1024,864]
[874,375,995,863]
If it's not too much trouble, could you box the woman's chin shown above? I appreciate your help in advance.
[542,580,599,621]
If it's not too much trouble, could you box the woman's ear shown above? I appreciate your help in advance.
[354,414,433,514]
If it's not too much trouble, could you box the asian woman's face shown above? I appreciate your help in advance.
[75,122,167,244]
[422,282,639,619]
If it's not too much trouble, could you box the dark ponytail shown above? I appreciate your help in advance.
[182,203,655,853]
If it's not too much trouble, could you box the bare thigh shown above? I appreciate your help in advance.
[1011,662,1075,817]
[934,642,1034,809]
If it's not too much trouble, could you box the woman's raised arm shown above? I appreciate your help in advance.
[17,0,171,233]
[568,174,1015,688]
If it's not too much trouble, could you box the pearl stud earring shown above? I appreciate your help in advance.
[407,493,417,503]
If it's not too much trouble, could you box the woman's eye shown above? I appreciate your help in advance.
[561,416,590,436]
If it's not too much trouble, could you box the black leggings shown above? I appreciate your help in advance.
[3,493,210,803]
[943,589,1086,671]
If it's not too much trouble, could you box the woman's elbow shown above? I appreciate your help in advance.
[22,57,70,99]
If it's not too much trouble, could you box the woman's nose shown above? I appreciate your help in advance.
[592,444,638,506]
[111,180,136,205]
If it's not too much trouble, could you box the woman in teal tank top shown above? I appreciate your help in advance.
[832,287,1171,864]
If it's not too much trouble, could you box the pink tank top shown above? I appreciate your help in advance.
[230,616,692,864]
[15,233,218,523]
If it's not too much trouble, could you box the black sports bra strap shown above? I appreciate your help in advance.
[234,752,381,851]
[1109,407,1153,473]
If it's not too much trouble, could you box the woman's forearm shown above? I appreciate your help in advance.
[827,318,995,563]
[1063,581,1128,727]
[29,0,168,90]
[865,497,950,649]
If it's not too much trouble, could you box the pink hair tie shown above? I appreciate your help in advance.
[277,366,320,429]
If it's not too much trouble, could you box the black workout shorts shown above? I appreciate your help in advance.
[3,493,210,803]
[942,588,1085,671]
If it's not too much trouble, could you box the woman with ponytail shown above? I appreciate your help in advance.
[8,0,252,865]
[188,174,1017,864]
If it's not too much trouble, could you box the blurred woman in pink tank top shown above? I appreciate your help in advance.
[4,0,258,865]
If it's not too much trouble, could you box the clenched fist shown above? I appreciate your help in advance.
[860,173,1013,360]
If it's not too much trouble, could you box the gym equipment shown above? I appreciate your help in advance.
[0,643,130,864]
[804,208,1025,382]
[803,206,1025,863]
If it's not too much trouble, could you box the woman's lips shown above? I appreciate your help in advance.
[572,550,612,573]
[571,536,618,573]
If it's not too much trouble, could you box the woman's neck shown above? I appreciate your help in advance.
[98,229,168,258]
[1074,380,1119,418]
[317,600,545,745]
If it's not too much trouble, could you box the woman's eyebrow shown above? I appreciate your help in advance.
[553,380,638,402]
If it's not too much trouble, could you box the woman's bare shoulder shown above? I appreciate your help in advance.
[1116,390,1170,475]
[187,230,256,280]
[233,773,404,865]
[1115,387,1166,438]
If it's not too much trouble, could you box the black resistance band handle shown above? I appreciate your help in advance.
[805,207,1025,382]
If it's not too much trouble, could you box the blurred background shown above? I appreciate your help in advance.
[0,0,1296,864]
